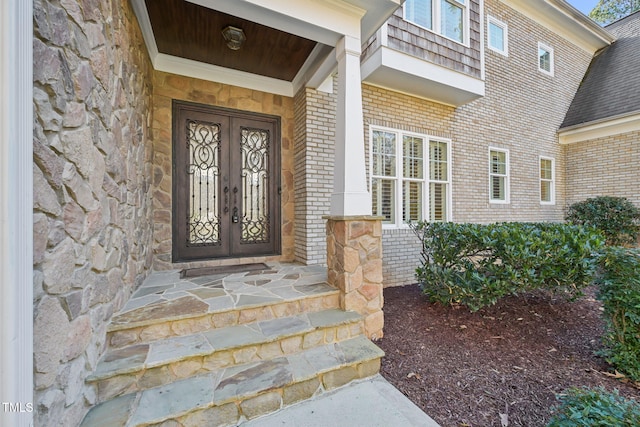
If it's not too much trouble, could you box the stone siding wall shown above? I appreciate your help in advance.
[151,71,296,270]
[565,130,640,208]
[32,0,154,425]
[293,86,336,265]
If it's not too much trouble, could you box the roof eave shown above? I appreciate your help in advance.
[500,0,615,53]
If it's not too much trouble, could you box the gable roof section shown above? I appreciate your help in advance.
[560,12,640,130]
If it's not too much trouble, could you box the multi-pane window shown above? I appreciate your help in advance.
[371,128,451,226]
[538,42,554,75]
[404,0,468,44]
[429,141,449,221]
[489,148,509,203]
[540,157,555,204]
[487,16,508,55]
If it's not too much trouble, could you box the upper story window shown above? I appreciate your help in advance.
[370,127,452,226]
[539,156,555,204]
[489,148,509,203]
[538,42,554,76]
[404,0,469,44]
[487,16,508,56]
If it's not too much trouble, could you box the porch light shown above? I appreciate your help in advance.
[222,26,246,50]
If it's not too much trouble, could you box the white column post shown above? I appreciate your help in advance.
[330,35,372,216]
[1,0,34,425]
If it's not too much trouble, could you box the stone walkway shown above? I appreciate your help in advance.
[80,262,440,426]
[109,262,335,331]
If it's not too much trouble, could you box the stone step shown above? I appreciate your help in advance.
[80,336,384,427]
[106,267,339,348]
[88,309,364,402]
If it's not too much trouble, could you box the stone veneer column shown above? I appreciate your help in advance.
[325,216,384,340]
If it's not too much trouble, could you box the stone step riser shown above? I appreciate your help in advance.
[107,293,340,349]
[80,336,385,427]
[170,359,381,427]
[85,358,382,427]
[92,319,364,402]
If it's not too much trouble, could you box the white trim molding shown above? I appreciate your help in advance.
[361,45,485,107]
[487,15,508,56]
[539,155,556,205]
[558,112,640,144]
[537,41,554,76]
[1,0,34,426]
[488,147,510,204]
[154,53,295,97]
[499,0,613,54]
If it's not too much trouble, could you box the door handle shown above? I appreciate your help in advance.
[224,186,229,213]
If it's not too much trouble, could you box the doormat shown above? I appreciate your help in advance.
[179,263,269,279]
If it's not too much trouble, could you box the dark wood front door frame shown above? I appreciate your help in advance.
[171,100,281,262]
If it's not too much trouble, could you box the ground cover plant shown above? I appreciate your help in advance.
[546,387,640,426]
[411,222,604,311]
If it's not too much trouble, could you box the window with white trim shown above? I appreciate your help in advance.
[489,148,509,203]
[404,0,469,44]
[539,156,555,204]
[370,127,451,226]
[538,42,554,75]
[487,16,508,55]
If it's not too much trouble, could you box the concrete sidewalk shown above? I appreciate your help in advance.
[241,374,440,426]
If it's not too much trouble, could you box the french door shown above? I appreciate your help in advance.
[172,101,280,262]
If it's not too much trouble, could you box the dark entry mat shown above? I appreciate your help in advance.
[179,263,269,279]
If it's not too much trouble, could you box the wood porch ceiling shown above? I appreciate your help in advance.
[145,0,319,81]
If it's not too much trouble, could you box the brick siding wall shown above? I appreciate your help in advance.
[363,0,595,286]
[293,85,336,264]
[565,130,640,208]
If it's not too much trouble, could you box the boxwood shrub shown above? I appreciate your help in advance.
[595,247,640,382]
[411,222,604,311]
[566,196,639,246]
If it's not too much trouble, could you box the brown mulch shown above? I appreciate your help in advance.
[377,285,640,427]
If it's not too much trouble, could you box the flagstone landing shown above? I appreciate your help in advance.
[108,263,340,348]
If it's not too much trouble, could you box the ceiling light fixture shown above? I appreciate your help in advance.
[222,26,246,51]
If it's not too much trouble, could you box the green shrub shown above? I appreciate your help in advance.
[595,247,640,382]
[547,387,640,426]
[566,196,640,246]
[411,222,604,311]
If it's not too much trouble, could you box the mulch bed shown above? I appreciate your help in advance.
[377,285,640,427]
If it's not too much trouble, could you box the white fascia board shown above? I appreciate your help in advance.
[131,0,158,59]
[500,0,613,54]
[188,0,361,44]
[558,112,640,144]
[361,46,485,106]
[155,54,294,97]
[294,44,337,93]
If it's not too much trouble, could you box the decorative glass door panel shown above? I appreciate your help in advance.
[173,101,280,261]
[187,120,222,246]
[240,128,270,244]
